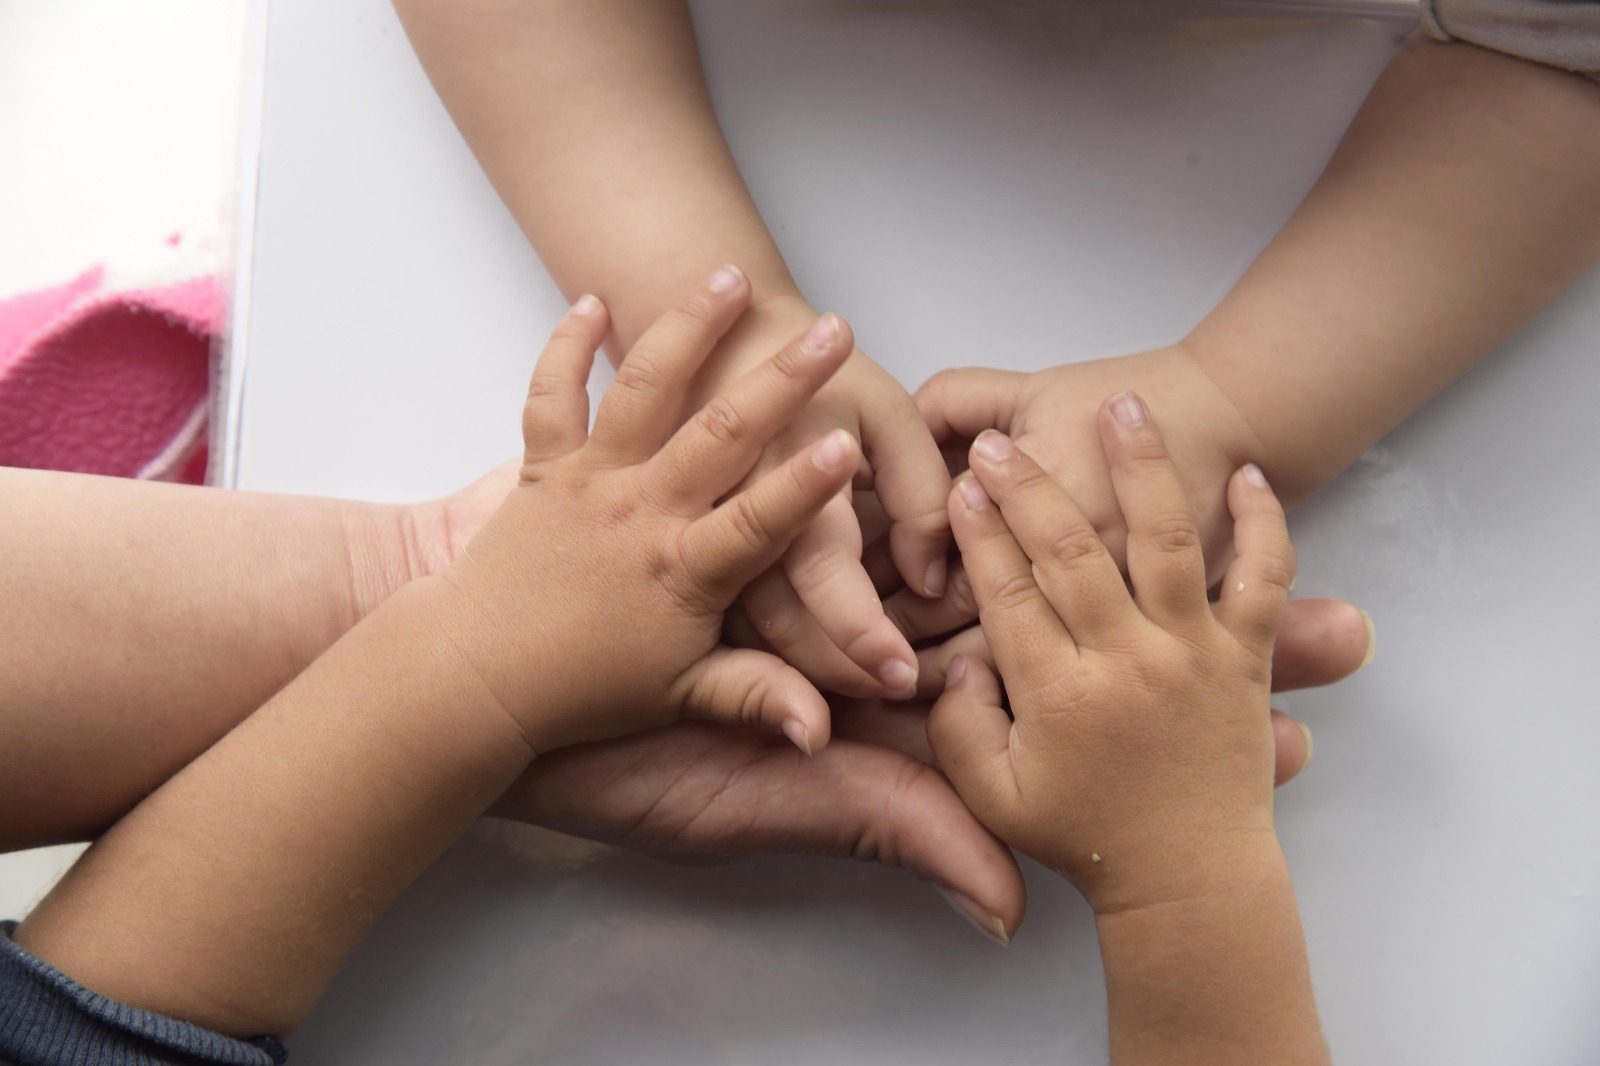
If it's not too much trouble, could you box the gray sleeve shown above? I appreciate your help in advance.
[0,922,287,1066]
[1420,0,1600,80]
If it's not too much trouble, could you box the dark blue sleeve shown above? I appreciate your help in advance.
[0,922,288,1066]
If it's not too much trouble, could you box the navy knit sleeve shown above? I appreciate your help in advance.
[0,922,287,1066]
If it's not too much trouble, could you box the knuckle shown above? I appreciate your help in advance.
[1043,522,1107,571]
[987,569,1042,615]
[769,339,813,383]
[1252,544,1297,594]
[1123,431,1172,468]
[695,395,749,447]
[612,351,671,397]
[1140,512,1202,556]
[724,494,773,555]
[525,372,569,404]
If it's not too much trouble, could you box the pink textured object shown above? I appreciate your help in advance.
[0,265,222,484]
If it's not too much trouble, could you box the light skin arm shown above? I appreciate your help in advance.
[393,0,955,699]
[0,466,426,849]
[918,33,1600,568]
[1188,32,1600,504]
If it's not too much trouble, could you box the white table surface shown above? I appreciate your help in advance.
[233,2,1600,1062]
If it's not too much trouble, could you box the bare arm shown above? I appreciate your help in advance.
[0,466,432,849]
[1188,33,1600,504]
[394,0,953,696]
[919,34,1600,577]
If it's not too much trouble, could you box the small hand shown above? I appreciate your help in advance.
[928,391,1293,913]
[436,267,864,754]
[696,292,953,700]
[916,345,1258,579]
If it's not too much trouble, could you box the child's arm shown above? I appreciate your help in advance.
[391,0,950,700]
[929,394,1324,1062]
[920,33,1600,564]
[9,269,862,1039]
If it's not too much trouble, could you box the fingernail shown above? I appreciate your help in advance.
[936,886,1011,946]
[1359,609,1376,669]
[814,430,852,474]
[945,655,967,688]
[708,263,743,294]
[572,293,600,316]
[1298,722,1315,772]
[804,313,839,350]
[957,476,991,511]
[972,430,1013,463]
[1243,463,1269,489]
[879,658,917,697]
[923,556,948,598]
[782,719,813,757]
[1109,390,1146,427]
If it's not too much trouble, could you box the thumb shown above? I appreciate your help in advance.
[674,646,833,755]
[926,656,1017,825]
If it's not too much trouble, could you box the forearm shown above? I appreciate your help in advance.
[394,0,800,355]
[1095,845,1326,1065]
[11,578,532,1038]
[1186,34,1600,505]
[0,467,424,849]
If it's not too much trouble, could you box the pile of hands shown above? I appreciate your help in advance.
[392,265,1373,942]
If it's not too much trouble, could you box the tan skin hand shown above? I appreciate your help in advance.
[917,343,1261,582]
[689,291,954,702]
[928,391,1290,914]
[436,267,868,756]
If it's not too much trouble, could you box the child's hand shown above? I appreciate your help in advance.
[687,293,953,700]
[436,268,861,756]
[916,345,1256,582]
[929,391,1292,914]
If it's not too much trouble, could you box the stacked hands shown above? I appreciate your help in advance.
[406,264,1372,942]
[3,261,1356,1060]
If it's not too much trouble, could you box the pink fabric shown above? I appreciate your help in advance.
[0,266,222,484]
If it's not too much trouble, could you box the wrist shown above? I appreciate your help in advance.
[1094,840,1327,1064]
[1077,825,1284,918]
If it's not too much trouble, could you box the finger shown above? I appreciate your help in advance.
[862,391,955,597]
[588,264,751,459]
[523,295,605,462]
[1271,709,1316,787]
[1272,599,1375,692]
[862,532,903,596]
[964,434,1135,644]
[782,494,920,697]
[653,313,856,507]
[948,472,1072,684]
[1097,391,1210,629]
[683,430,859,606]
[672,646,832,755]
[1212,464,1295,654]
[884,559,977,644]
[914,624,992,701]
[731,574,884,698]
[829,697,936,764]
[915,367,1026,446]
[926,657,1019,856]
